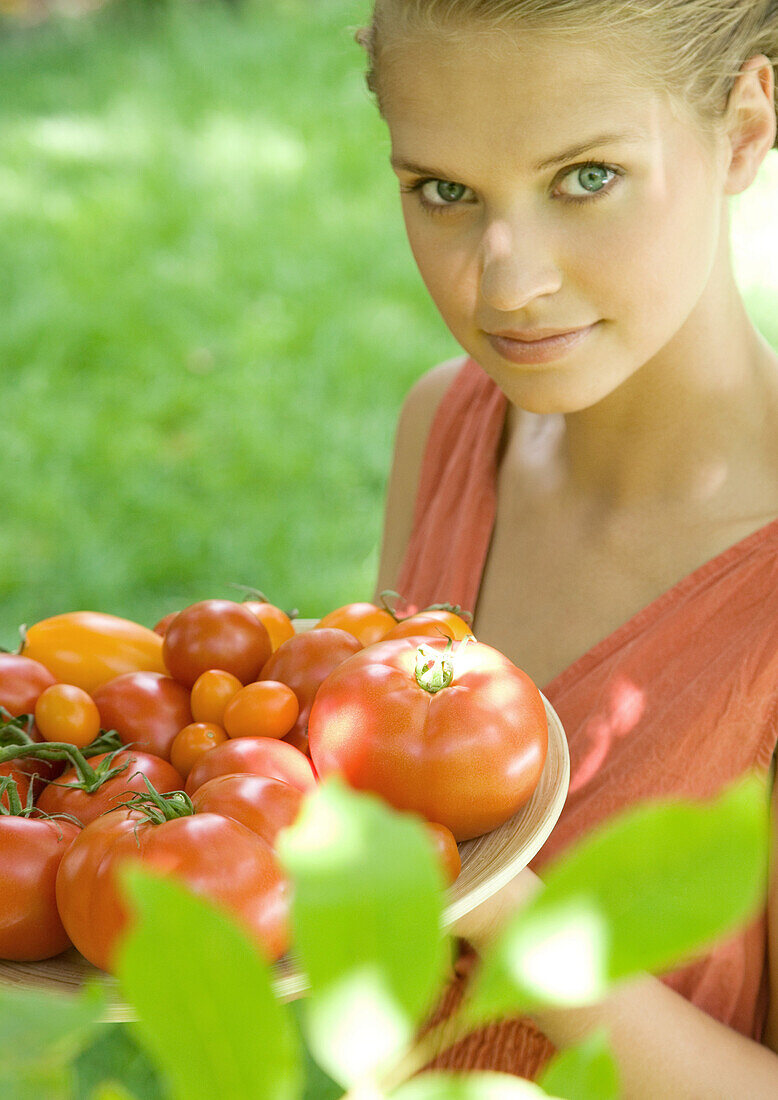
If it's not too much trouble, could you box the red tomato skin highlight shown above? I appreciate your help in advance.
[92,671,193,760]
[190,773,304,848]
[308,637,548,841]
[162,600,272,688]
[55,810,290,972]
[184,736,317,796]
[0,817,81,960]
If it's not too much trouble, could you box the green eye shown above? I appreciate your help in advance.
[434,180,467,202]
[577,165,610,192]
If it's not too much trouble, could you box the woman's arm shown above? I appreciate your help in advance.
[373,355,466,599]
[453,775,778,1098]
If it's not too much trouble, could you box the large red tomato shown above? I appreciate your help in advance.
[92,672,192,760]
[162,600,272,688]
[190,773,304,848]
[56,807,290,972]
[36,750,183,826]
[257,628,362,754]
[308,636,548,841]
[0,653,58,717]
[184,736,317,796]
[0,815,81,960]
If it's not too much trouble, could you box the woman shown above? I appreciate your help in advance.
[360,0,778,1092]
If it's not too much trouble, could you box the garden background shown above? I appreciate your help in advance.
[2,0,778,651]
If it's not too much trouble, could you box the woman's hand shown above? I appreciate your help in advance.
[452,864,544,950]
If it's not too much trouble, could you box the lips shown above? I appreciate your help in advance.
[484,323,599,365]
[489,325,595,342]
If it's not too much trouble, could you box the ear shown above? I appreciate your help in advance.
[723,54,776,195]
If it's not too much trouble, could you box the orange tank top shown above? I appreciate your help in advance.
[395,358,778,1077]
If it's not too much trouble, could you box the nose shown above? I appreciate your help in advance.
[479,217,562,312]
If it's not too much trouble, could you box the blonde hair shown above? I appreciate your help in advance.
[356,0,778,148]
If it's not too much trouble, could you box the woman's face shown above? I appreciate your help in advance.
[379,26,731,413]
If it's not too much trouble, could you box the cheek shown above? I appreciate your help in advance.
[402,204,479,315]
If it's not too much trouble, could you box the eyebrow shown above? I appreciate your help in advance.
[390,130,646,178]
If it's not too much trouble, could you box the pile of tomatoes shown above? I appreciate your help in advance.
[0,594,548,973]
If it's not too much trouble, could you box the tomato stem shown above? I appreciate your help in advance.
[414,643,455,694]
[114,774,195,824]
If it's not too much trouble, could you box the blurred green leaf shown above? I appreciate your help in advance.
[537,1030,619,1099]
[74,1022,170,1099]
[277,776,450,1088]
[116,868,302,1100]
[465,775,768,1026]
[0,981,105,1099]
[89,1083,142,1100]
[391,1069,555,1098]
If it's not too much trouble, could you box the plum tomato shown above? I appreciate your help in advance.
[257,628,362,754]
[0,653,57,717]
[34,684,101,749]
[184,736,317,796]
[314,602,396,647]
[242,601,296,652]
[222,681,299,741]
[308,636,548,841]
[170,722,228,779]
[382,609,473,643]
[0,815,81,961]
[162,600,272,688]
[189,773,304,848]
[36,749,183,826]
[189,669,243,725]
[92,671,192,760]
[21,611,167,694]
[55,807,290,972]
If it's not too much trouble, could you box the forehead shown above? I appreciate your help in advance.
[379,26,670,167]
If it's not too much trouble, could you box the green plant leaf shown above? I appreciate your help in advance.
[115,868,302,1100]
[465,774,768,1026]
[277,776,450,1088]
[391,1069,556,1099]
[0,981,105,1098]
[537,1030,620,1099]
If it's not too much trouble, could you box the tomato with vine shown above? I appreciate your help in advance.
[36,749,183,826]
[308,636,547,841]
[56,790,290,972]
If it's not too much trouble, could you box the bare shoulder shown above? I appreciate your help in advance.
[373,354,469,598]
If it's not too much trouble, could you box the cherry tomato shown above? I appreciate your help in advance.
[21,611,168,694]
[0,653,57,717]
[163,600,272,688]
[184,736,317,796]
[56,808,290,972]
[257,628,362,754]
[0,815,81,960]
[425,821,461,886]
[308,636,548,841]
[222,681,299,741]
[315,602,397,647]
[242,601,296,652]
[153,611,179,637]
[382,609,473,643]
[189,773,304,848]
[34,684,101,749]
[92,671,192,760]
[190,669,243,725]
[170,722,228,778]
[36,750,183,826]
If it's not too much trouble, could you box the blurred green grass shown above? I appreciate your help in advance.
[1,0,776,650]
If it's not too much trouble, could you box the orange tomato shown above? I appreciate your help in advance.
[170,722,228,778]
[315,602,397,647]
[22,612,167,694]
[34,684,101,749]
[425,821,461,886]
[190,669,243,725]
[222,681,299,740]
[382,609,473,643]
[242,601,296,652]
